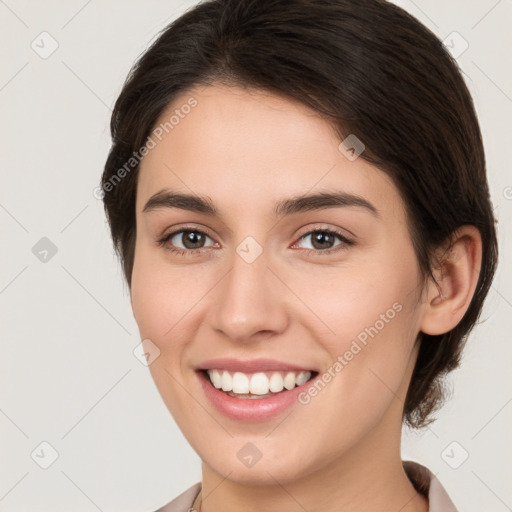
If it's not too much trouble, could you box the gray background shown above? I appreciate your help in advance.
[0,1,510,510]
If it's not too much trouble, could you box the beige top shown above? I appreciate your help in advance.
[155,461,457,512]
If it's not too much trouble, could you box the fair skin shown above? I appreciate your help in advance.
[130,84,481,512]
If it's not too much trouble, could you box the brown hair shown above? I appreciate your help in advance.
[101,0,498,427]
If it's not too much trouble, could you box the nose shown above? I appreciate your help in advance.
[208,248,289,344]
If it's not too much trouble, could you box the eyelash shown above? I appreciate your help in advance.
[156,225,354,258]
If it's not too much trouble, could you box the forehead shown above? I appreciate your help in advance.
[136,84,404,222]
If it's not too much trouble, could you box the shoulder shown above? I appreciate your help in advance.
[403,460,458,512]
[154,482,201,512]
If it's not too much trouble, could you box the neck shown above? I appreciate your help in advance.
[198,409,428,512]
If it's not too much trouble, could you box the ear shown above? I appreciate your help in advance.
[420,225,482,336]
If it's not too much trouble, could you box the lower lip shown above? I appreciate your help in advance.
[197,370,316,422]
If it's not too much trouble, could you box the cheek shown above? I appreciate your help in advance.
[289,284,421,458]
[130,251,198,420]
[301,250,420,352]
[130,265,166,339]
[296,245,422,409]
[130,244,200,341]
[130,245,212,408]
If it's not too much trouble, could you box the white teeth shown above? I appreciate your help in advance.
[210,369,222,389]
[269,372,284,392]
[283,372,296,390]
[232,372,250,393]
[206,369,312,396]
[296,371,310,386]
[250,373,270,395]
[221,371,232,391]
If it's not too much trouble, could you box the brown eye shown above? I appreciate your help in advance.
[309,231,338,250]
[176,230,208,249]
[158,228,216,255]
[296,229,352,253]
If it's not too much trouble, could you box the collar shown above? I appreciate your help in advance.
[403,460,458,511]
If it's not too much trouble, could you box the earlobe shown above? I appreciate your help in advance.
[420,226,482,336]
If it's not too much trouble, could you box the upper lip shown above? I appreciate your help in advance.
[196,358,316,373]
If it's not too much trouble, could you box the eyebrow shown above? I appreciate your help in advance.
[142,189,379,218]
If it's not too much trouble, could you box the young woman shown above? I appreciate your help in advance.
[100,1,498,510]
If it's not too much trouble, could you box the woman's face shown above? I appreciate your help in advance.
[131,84,427,484]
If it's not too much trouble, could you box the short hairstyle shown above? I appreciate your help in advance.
[101,0,498,427]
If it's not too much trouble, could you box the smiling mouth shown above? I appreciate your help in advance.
[200,368,318,399]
